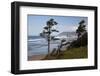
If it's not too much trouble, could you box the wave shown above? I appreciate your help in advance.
[28,38,45,42]
[28,38,47,43]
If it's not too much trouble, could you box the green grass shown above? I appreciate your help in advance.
[57,46,88,59]
[43,46,88,60]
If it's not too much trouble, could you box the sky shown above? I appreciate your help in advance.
[27,15,88,36]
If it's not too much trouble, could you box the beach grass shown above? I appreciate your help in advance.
[43,46,88,60]
[57,46,88,59]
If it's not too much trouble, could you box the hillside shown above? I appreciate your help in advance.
[43,32,88,60]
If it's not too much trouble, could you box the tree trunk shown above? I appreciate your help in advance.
[48,26,51,56]
[48,38,50,56]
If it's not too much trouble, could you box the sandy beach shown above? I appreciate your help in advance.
[28,54,46,61]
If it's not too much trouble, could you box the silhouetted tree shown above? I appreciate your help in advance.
[40,18,59,56]
[76,20,86,38]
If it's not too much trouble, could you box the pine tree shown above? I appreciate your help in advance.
[76,20,86,38]
[40,18,59,56]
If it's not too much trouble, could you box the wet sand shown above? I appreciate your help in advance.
[28,55,46,61]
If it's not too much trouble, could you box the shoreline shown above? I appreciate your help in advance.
[28,54,46,61]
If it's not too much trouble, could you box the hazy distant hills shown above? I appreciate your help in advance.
[53,32,77,40]
[57,32,77,37]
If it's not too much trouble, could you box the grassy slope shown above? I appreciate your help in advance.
[43,46,88,60]
[57,46,88,59]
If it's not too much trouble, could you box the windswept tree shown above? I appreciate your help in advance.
[40,18,59,56]
[76,20,86,38]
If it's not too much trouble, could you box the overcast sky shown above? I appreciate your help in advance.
[28,15,88,36]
